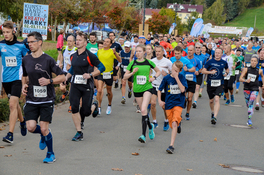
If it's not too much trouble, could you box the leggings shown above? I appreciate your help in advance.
[244,90,259,118]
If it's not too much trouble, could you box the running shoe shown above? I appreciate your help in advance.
[72,132,83,141]
[128,91,132,98]
[39,136,46,150]
[138,135,146,143]
[231,95,235,103]
[152,122,158,129]
[163,122,169,131]
[92,100,99,117]
[177,122,181,134]
[59,91,69,102]
[149,123,155,140]
[211,113,214,119]
[81,122,84,130]
[199,93,202,98]
[223,95,226,100]
[166,146,174,154]
[247,118,252,127]
[106,106,112,115]
[236,89,239,94]
[43,152,56,163]
[114,82,118,88]
[225,99,230,105]
[2,132,13,143]
[136,105,141,113]
[121,97,126,104]
[262,100,264,107]
[185,113,190,120]
[192,102,197,108]
[211,117,217,125]
[98,107,101,116]
[20,117,27,136]
[68,105,72,113]
[255,104,259,111]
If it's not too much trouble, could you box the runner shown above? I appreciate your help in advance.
[239,54,264,126]
[202,47,229,125]
[158,60,187,154]
[243,42,257,68]
[86,32,98,55]
[222,45,238,105]
[65,32,104,140]
[235,49,244,94]
[22,31,65,163]
[1,21,28,143]
[124,44,161,143]
[97,38,121,115]
[56,30,64,65]
[150,45,172,131]
[131,35,139,48]
[120,41,133,104]
[184,45,202,120]
[255,49,264,110]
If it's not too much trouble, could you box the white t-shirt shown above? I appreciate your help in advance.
[222,54,234,78]
[130,42,139,48]
[151,57,172,86]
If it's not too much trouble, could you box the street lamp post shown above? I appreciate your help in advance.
[174,3,178,36]
[142,0,146,36]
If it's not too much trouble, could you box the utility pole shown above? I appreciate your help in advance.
[254,15,256,28]
[174,3,177,36]
[142,0,146,36]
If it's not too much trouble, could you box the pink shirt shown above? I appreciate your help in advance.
[56,34,64,49]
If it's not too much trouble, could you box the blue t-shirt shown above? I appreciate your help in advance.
[0,40,28,82]
[184,56,202,83]
[170,56,194,76]
[204,58,228,85]
[159,74,188,110]
[194,53,207,67]
[202,53,210,61]
[120,50,131,66]
[258,60,264,82]
[252,46,260,52]
[145,39,151,45]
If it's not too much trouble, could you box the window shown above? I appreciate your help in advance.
[188,8,196,12]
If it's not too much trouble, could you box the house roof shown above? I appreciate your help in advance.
[167,4,203,14]
[141,9,161,16]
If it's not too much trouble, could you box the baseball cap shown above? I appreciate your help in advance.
[124,41,131,47]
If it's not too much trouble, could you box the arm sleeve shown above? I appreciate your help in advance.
[149,60,156,69]
[168,61,172,71]
[22,44,29,57]
[97,63,105,73]
[68,66,73,75]
[204,61,210,70]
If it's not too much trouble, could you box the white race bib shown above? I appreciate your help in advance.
[224,74,230,80]
[136,76,147,85]
[33,86,47,98]
[5,56,17,67]
[90,47,98,54]
[247,73,256,82]
[154,85,164,93]
[211,80,221,87]
[74,75,87,84]
[170,85,181,94]
[235,70,240,75]
[64,56,70,64]
[123,66,127,72]
[103,72,111,79]
[246,63,251,67]
[185,74,194,81]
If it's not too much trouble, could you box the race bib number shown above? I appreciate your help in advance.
[103,72,111,79]
[64,56,70,64]
[246,63,251,67]
[211,80,221,87]
[137,76,146,85]
[90,48,98,54]
[170,85,181,94]
[74,75,87,84]
[5,56,17,67]
[33,86,47,98]
[224,74,230,80]
[235,70,240,75]
[247,73,256,82]
[123,66,127,72]
[154,85,164,93]
[185,74,194,81]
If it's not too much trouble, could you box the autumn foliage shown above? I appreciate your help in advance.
[146,11,171,34]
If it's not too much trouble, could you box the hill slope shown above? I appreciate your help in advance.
[224,5,264,31]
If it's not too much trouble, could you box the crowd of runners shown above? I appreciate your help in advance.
[1,20,264,163]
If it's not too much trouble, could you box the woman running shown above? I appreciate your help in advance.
[239,54,264,126]
[124,44,161,143]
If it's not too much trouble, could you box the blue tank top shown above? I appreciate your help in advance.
[120,50,131,66]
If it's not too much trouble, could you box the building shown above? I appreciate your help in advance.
[167,4,203,24]
[142,9,161,21]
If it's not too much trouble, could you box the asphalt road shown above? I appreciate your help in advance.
[0,84,264,175]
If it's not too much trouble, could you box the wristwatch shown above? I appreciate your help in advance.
[50,79,53,84]
[154,76,157,80]
[90,73,93,77]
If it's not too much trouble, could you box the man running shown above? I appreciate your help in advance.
[65,32,105,140]
[1,21,28,143]
[202,48,229,125]
[97,38,121,115]
[86,32,98,55]
[22,32,65,163]
[243,42,257,68]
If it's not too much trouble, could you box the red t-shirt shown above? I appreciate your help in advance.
[187,41,195,47]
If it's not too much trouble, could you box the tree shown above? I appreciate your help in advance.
[203,0,226,25]
[248,0,264,7]
[157,0,183,9]
[146,11,171,34]
[237,0,250,15]
[149,0,158,9]
[205,0,216,8]
[223,0,236,21]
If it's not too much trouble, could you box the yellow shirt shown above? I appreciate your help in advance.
[231,44,236,49]
[97,48,116,74]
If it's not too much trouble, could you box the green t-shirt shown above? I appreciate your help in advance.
[171,42,178,48]
[86,43,98,54]
[127,59,156,93]
[236,56,244,70]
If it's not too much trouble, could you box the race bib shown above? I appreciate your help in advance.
[137,76,146,85]
[74,75,87,84]
[123,66,127,72]
[5,56,17,67]
[224,74,230,80]
[33,86,47,98]
[64,56,70,64]
[247,73,256,82]
[246,63,251,67]
[170,85,181,94]
[211,80,221,87]
[185,74,194,81]
[235,70,240,75]
[90,47,98,54]
[103,72,111,79]
[154,85,164,93]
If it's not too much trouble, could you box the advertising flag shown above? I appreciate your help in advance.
[190,18,203,37]
[169,23,177,35]
[246,27,254,37]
